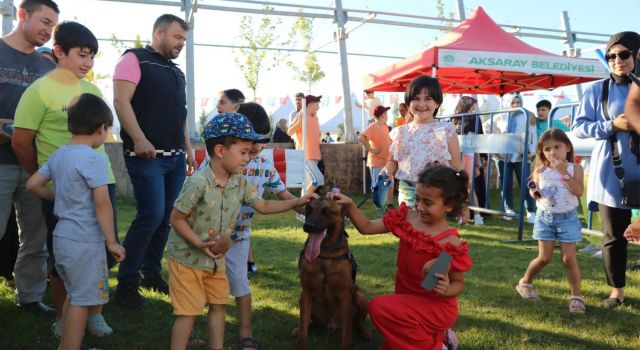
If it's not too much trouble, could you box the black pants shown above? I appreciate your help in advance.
[0,206,19,280]
[598,204,632,288]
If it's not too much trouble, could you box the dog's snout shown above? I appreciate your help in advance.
[303,221,316,233]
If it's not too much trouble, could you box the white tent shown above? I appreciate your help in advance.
[319,94,365,134]
[270,97,295,128]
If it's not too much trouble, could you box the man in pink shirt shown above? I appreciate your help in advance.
[359,105,394,208]
[112,14,197,309]
[288,95,324,194]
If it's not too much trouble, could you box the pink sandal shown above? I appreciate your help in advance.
[515,280,540,300]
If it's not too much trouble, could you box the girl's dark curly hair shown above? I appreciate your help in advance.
[416,164,469,218]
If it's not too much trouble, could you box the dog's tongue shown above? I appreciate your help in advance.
[304,229,327,262]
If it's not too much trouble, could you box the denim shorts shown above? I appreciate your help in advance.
[532,208,582,243]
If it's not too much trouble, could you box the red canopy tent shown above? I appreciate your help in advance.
[363,7,608,94]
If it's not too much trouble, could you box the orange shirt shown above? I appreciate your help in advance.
[361,122,391,167]
[291,112,321,160]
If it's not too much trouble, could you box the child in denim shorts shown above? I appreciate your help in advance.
[515,129,586,313]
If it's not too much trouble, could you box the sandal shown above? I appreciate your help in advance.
[569,296,586,314]
[87,314,113,337]
[515,280,540,300]
[601,297,623,309]
[443,328,458,350]
[238,336,260,350]
[51,319,63,338]
[188,330,206,347]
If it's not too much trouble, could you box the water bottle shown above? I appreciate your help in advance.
[2,123,14,137]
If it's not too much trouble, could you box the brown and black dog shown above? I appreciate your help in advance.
[294,197,371,350]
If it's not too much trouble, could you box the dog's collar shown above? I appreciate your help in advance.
[319,230,348,253]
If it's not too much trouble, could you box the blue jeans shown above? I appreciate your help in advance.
[497,160,536,213]
[532,209,582,242]
[117,156,185,286]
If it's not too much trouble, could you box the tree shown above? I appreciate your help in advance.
[110,33,145,52]
[198,110,209,134]
[234,5,289,99]
[287,12,325,93]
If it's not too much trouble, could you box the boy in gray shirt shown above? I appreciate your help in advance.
[26,94,125,350]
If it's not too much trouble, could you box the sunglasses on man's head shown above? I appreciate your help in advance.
[605,50,633,61]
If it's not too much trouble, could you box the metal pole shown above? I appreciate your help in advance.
[456,0,465,21]
[561,10,584,100]
[1,0,14,36]
[334,0,355,142]
[182,0,197,139]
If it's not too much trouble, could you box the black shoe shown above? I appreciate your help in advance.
[115,283,145,310]
[247,261,257,274]
[140,273,169,295]
[19,301,56,316]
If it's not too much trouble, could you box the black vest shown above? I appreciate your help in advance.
[121,46,186,152]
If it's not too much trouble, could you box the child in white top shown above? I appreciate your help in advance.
[382,76,461,213]
[515,128,585,313]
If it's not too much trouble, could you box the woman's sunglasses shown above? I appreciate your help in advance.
[605,50,633,61]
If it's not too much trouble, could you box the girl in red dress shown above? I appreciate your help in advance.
[334,164,472,350]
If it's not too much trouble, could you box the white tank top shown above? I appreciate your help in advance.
[536,163,579,213]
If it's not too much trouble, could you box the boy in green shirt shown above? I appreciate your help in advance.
[167,112,314,350]
[12,21,116,337]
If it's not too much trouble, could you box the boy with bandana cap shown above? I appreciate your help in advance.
[166,112,314,350]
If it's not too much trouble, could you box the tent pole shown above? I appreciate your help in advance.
[362,92,367,195]
[334,0,356,142]
[456,0,465,21]
[561,10,583,100]
[301,99,307,195]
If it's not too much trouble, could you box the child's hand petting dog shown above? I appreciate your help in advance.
[328,192,353,206]
[298,193,320,206]
[107,242,126,262]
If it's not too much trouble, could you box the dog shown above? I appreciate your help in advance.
[293,197,371,350]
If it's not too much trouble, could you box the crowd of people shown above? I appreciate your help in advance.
[2,1,640,349]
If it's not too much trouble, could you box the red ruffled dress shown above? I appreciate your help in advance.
[369,204,473,350]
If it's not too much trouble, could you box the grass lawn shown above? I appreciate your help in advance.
[1,194,640,349]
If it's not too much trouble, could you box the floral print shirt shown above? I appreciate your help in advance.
[166,166,259,271]
[389,121,456,183]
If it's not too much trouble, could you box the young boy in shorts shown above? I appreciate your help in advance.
[167,112,314,350]
[12,20,118,337]
[26,93,125,350]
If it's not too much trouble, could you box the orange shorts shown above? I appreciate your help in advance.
[168,258,229,316]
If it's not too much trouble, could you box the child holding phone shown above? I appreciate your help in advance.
[516,128,585,313]
[333,164,472,350]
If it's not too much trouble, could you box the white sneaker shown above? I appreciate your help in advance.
[579,243,599,254]
[473,214,484,225]
[591,250,603,259]
[503,209,515,221]
[527,212,535,224]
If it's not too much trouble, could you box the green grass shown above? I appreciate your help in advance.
[1,195,640,349]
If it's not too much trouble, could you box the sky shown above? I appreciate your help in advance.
[7,0,640,120]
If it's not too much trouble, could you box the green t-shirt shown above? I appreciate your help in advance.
[13,68,115,183]
[166,166,259,272]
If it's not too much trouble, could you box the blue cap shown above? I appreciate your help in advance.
[202,112,269,142]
